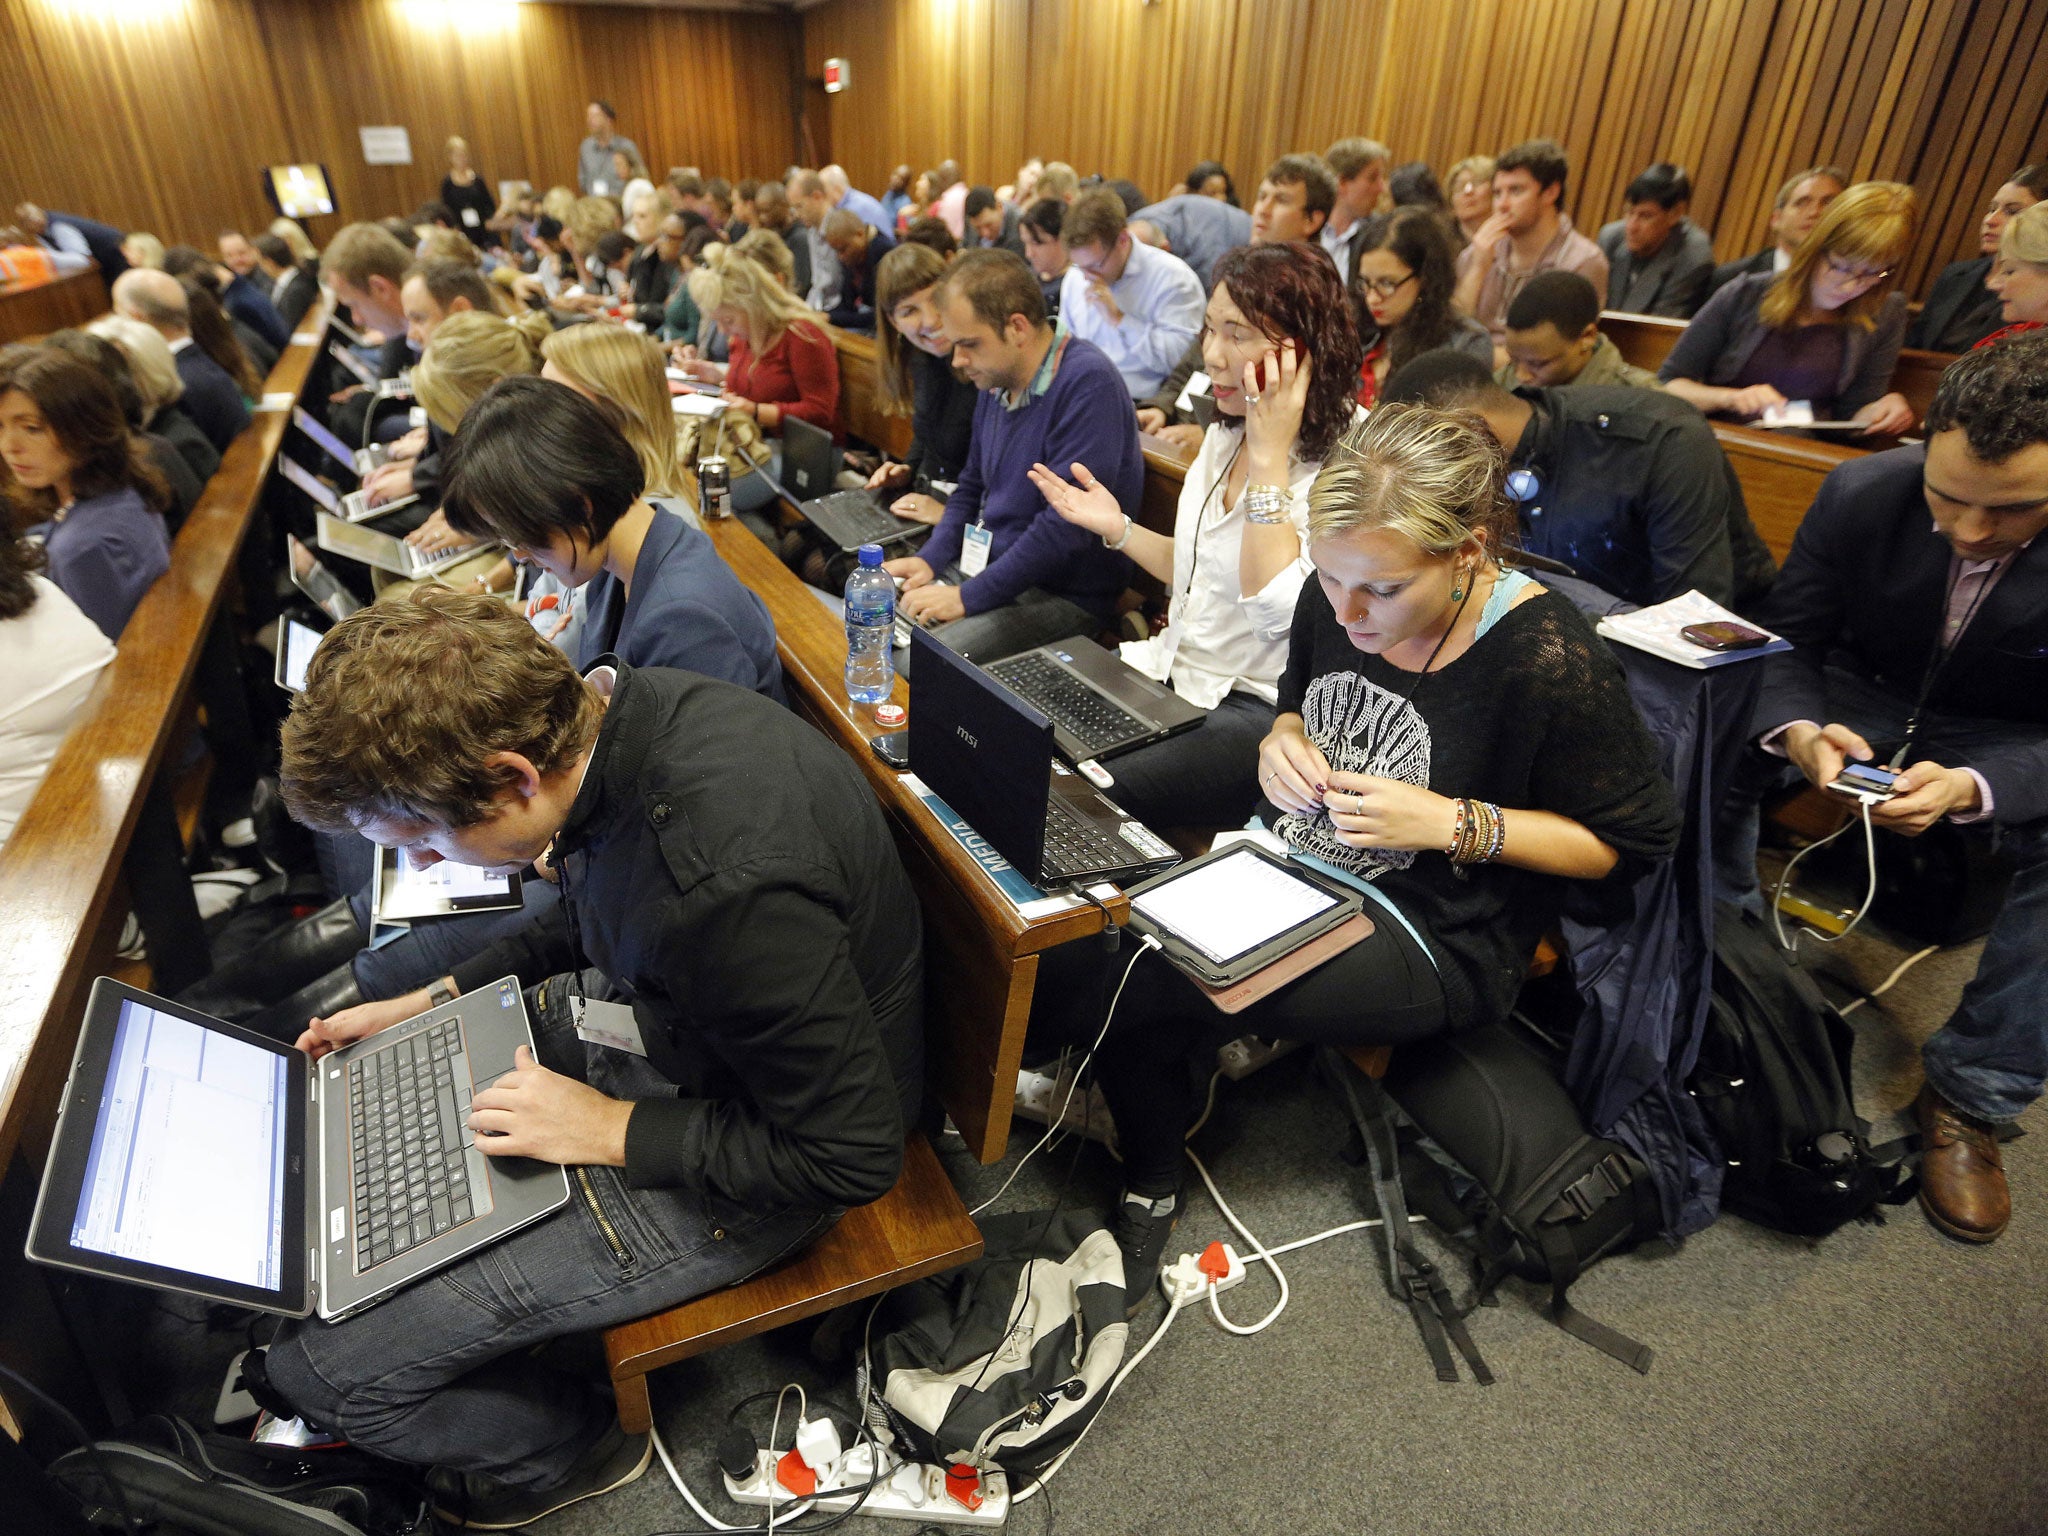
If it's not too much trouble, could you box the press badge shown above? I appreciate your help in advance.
[460,206,481,228]
[572,997,647,1057]
[960,522,993,578]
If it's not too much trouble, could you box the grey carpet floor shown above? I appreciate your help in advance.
[127,912,2045,1536]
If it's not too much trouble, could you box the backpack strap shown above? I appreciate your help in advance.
[1529,1222,1654,1374]
[1328,1050,1494,1387]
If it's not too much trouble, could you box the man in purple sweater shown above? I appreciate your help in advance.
[887,250,1139,663]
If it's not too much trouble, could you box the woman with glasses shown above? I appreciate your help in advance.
[1660,181,1917,435]
[1350,209,1492,407]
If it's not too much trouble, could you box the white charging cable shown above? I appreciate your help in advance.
[1772,796,1880,953]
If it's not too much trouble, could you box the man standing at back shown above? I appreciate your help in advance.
[821,165,890,233]
[1319,137,1390,284]
[1454,138,1609,355]
[1058,187,1205,400]
[787,170,843,315]
[1138,153,1337,448]
[1597,162,1716,318]
[577,101,639,197]
[111,268,249,452]
[886,250,1139,662]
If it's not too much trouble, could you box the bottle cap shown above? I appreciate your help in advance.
[857,543,885,567]
[874,703,906,727]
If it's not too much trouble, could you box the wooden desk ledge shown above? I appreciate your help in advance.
[602,1133,983,1435]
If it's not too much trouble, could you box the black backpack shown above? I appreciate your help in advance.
[1344,1020,1663,1377]
[1689,903,1904,1235]
[47,1415,428,1536]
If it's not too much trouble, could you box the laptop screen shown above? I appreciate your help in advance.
[778,414,838,501]
[71,998,291,1291]
[906,628,1053,877]
[292,406,358,471]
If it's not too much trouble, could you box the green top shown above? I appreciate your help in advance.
[663,283,701,345]
[1495,332,1665,393]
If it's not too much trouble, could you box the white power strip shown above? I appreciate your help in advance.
[1012,1066,1117,1147]
[723,1449,1011,1527]
[1215,1036,1302,1081]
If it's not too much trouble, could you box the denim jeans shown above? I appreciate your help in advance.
[264,974,839,1486]
[1716,666,2048,1123]
[319,829,564,1003]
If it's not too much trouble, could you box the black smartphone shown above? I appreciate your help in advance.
[1679,621,1771,651]
[1828,762,1900,799]
[869,731,910,771]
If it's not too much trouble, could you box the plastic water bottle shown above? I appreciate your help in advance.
[844,543,896,705]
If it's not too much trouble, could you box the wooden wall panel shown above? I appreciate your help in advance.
[803,0,2048,297]
[0,0,803,252]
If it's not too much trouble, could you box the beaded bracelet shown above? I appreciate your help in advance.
[1446,798,1507,865]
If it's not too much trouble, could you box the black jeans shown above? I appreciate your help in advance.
[1033,910,1449,1195]
[1095,690,1274,830]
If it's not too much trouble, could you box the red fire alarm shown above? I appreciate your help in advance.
[823,57,850,93]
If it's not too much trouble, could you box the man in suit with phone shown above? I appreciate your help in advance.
[1725,335,2048,1244]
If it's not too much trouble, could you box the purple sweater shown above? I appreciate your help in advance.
[919,334,1139,617]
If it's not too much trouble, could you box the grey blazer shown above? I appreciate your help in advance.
[1656,271,1908,418]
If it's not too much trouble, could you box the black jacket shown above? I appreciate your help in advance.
[271,266,320,330]
[627,246,679,330]
[1754,445,2048,827]
[1906,257,2001,353]
[153,402,221,487]
[905,347,978,491]
[1704,247,1775,301]
[828,227,897,332]
[173,344,250,452]
[1509,385,1774,610]
[451,661,925,1211]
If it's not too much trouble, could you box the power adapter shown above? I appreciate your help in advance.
[1158,1240,1247,1306]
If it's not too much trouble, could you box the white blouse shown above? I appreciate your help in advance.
[0,576,116,849]
[1120,412,1356,710]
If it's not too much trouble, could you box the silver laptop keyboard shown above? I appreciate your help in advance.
[988,653,1147,758]
[349,1021,475,1271]
[1042,797,1137,881]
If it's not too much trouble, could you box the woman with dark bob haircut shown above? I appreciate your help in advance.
[1025,240,1366,828]
[0,345,170,639]
[1351,207,1493,405]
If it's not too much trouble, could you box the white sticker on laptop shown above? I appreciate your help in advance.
[572,997,647,1057]
[961,522,993,579]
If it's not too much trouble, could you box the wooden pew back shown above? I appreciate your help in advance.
[0,301,333,1168]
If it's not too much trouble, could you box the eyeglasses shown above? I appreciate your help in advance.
[1822,254,1891,286]
[1356,272,1417,300]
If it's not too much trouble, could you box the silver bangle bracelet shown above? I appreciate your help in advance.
[1243,487,1290,524]
[1104,514,1133,551]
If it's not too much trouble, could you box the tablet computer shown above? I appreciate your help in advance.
[1125,843,1363,986]
[273,616,324,692]
[372,844,524,922]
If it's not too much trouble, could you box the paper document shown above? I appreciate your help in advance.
[1596,590,1792,669]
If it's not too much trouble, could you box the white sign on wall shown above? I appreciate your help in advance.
[359,126,413,166]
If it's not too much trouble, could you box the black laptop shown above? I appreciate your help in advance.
[907,628,1180,887]
[778,416,927,551]
[985,641,1208,765]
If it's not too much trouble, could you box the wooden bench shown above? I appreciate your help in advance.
[827,325,913,460]
[0,267,110,346]
[0,298,334,1171]
[602,1133,982,1433]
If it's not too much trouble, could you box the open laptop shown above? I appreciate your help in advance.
[293,405,391,482]
[27,977,569,1322]
[285,533,363,623]
[907,627,1179,887]
[279,451,421,529]
[985,642,1208,765]
[315,510,474,580]
[273,614,325,692]
[777,416,927,552]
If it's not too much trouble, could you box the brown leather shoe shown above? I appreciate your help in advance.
[1916,1083,2011,1242]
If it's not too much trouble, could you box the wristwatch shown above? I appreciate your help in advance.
[426,978,459,1009]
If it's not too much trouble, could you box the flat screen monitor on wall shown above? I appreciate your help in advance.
[264,164,334,220]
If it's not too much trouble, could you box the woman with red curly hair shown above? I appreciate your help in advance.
[1026,241,1364,828]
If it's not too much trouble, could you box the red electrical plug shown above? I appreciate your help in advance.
[775,1447,817,1497]
[945,1463,985,1511]
[1198,1241,1232,1283]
